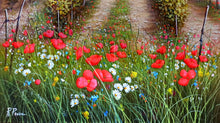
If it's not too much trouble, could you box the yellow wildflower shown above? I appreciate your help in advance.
[198,70,203,77]
[55,96,60,101]
[205,72,210,76]
[54,76,59,82]
[82,111,89,120]
[4,66,9,71]
[131,71,137,78]
[34,99,37,103]
[52,82,56,87]
[167,88,173,95]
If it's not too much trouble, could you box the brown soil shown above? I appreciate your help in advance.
[182,3,220,54]
[0,0,44,42]
[128,0,157,36]
[79,0,116,40]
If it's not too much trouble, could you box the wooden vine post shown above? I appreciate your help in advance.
[9,0,26,73]
[4,9,8,66]
[175,15,178,37]
[57,1,60,32]
[198,5,209,64]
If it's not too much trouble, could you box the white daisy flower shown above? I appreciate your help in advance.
[175,60,180,64]
[42,49,47,53]
[134,84,138,89]
[14,69,19,74]
[47,55,54,60]
[22,69,31,76]
[75,94,80,99]
[70,99,79,107]
[81,93,86,99]
[164,73,168,76]
[125,77,132,83]
[19,63,24,67]
[28,62,31,67]
[180,62,185,68]
[109,68,116,76]
[47,60,54,69]
[37,52,41,56]
[57,51,62,56]
[112,64,119,68]
[41,45,45,49]
[124,85,131,93]
[112,90,122,100]
[123,83,129,87]
[114,83,123,91]
[40,53,46,59]
[18,67,24,72]
[142,58,146,63]
[130,86,135,92]
[174,63,179,70]
[54,55,60,61]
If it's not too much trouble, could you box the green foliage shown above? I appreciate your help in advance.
[46,0,82,17]
[153,0,189,31]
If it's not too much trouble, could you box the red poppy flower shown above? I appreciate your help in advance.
[199,56,208,62]
[137,50,143,55]
[76,47,83,60]
[69,29,73,36]
[23,30,28,36]
[86,55,102,66]
[58,32,67,39]
[178,78,189,86]
[175,46,180,50]
[120,43,127,49]
[43,30,54,38]
[151,59,165,68]
[187,70,196,79]
[96,43,103,49]
[191,50,197,56]
[51,39,66,50]
[12,41,24,48]
[93,69,114,82]
[110,41,115,45]
[106,53,118,62]
[2,41,10,47]
[24,44,35,54]
[72,70,76,75]
[110,45,118,53]
[149,54,157,59]
[117,51,127,58]
[175,52,185,60]
[11,29,15,33]
[39,35,43,39]
[184,58,198,69]
[156,46,166,54]
[76,70,97,92]
[83,46,90,53]
[180,69,196,80]
[112,33,116,38]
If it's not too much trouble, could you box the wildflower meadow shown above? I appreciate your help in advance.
[0,0,220,122]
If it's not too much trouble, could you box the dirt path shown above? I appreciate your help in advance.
[128,0,157,36]
[182,3,220,54]
[79,0,116,39]
[0,1,44,42]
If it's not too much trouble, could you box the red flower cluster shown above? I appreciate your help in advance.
[106,53,118,62]
[24,44,35,54]
[76,70,98,92]
[120,43,127,49]
[93,69,114,82]
[58,32,67,39]
[12,42,24,48]
[175,51,185,60]
[178,69,196,86]
[149,54,157,59]
[110,45,118,53]
[43,30,54,38]
[199,56,208,62]
[151,59,165,68]
[2,41,10,47]
[51,39,66,50]
[96,43,103,49]
[184,58,198,69]
[117,51,127,58]
[156,46,166,54]
[86,55,102,66]
[76,47,83,60]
